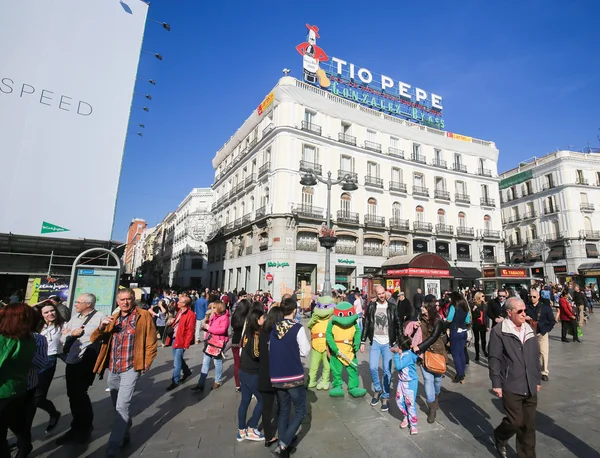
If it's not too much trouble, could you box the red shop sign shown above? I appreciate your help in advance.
[483,269,496,278]
[266,273,274,282]
[499,268,527,278]
[386,268,450,277]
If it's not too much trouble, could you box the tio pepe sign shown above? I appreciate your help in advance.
[265,273,274,282]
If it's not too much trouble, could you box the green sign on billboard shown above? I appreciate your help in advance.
[499,170,533,190]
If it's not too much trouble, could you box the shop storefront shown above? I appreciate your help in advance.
[335,259,356,290]
[382,253,453,300]
[482,266,533,296]
[577,262,600,291]
[552,264,567,284]
[295,263,316,289]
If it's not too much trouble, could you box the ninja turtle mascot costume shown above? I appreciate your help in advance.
[325,301,367,397]
[307,296,335,390]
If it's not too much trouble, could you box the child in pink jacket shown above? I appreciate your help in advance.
[192,301,230,391]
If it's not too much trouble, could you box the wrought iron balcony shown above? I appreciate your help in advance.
[437,251,450,260]
[292,204,324,219]
[576,178,589,185]
[507,193,520,201]
[256,205,266,218]
[364,214,385,227]
[413,221,433,233]
[389,181,407,193]
[363,246,384,256]
[478,168,492,177]
[483,229,501,239]
[453,163,467,173]
[364,140,382,153]
[457,226,475,238]
[411,153,426,164]
[581,203,595,212]
[338,170,358,181]
[299,160,322,175]
[234,182,243,194]
[483,255,497,263]
[247,138,258,151]
[521,211,537,220]
[543,206,559,215]
[211,202,218,211]
[388,147,404,159]
[436,224,454,235]
[413,186,429,197]
[507,215,521,224]
[234,218,242,228]
[244,173,256,188]
[338,132,357,146]
[242,213,252,225]
[480,197,495,207]
[301,120,322,135]
[336,210,360,224]
[455,193,470,204]
[434,190,450,200]
[335,245,357,255]
[389,247,408,257]
[390,218,410,231]
[457,253,472,261]
[365,175,383,188]
[297,240,318,252]
[506,238,526,248]
[431,159,447,169]
[258,163,270,177]
[546,233,563,242]
[586,230,600,240]
[542,183,556,191]
[262,123,274,137]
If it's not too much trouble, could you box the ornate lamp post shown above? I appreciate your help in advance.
[299,170,358,294]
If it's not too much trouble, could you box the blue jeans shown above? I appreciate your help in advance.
[357,313,363,331]
[420,365,442,403]
[277,386,306,448]
[369,339,392,399]
[449,330,468,377]
[201,353,223,383]
[238,371,263,430]
[172,348,190,383]
[107,368,141,451]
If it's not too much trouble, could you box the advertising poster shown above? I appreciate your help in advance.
[584,278,598,291]
[29,277,70,304]
[424,279,441,299]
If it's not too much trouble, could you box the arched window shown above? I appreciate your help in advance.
[415,205,424,222]
[484,214,491,231]
[437,208,446,224]
[458,211,466,227]
[368,197,377,216]
[302,186,314,208]
[340,193,351,214]
[392,202,402,220]
[241,201,246,217]
[233,206,237,220]
[263,186,270,207]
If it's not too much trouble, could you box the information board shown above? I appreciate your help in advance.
[72,268,119,316]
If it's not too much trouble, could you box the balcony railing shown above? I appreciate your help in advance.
[389,181,407,193]
[576,178,589,185]
[581,203,595,212]
[247,138,258,151]
[211,202,218,211]
[431,159,447,169]
[543,206,559,215]
[413,221,433,233]
[292,204,324,219]
[364,140,382,153]
[364,246,384,256]
[437,252,450,260]
[480,197,495,207]
[455,193,470,204]
[457,253,472,262]
[297,240,318,252]
[234,218,242,228]
[338,170,358,181]
[335,245,357,255]
[483,255,497,263]
[521,211,537,220]
[434,189,451,200]
[244,173,256,188]
[364,214,385,227]
[546,233,563,242]
[336,210,360,224]
[365,175,384,188]
[453,163,467,173]
[483,229,501,239]
[586,230,600,240]
[262,123,274,137]
[411,153,426,164]
[234,183,243,194]
[507,193,520,201]
[478,168,492,177]
[258,163,270,177]
[299,160,322,175]
[542,183,556,191]
[436,224,454,235]
[259,239,268,251]
[338,132,357,146]
[388,147,404,159]
[413,186,430,197]
[506,238,525,248]
[301,120,322,135]
[254,206,267,219]
[242,213,252,225]
[507,215,521,224]
[390,218,410,231]
[389,248,408,257]
[457,226,474,237]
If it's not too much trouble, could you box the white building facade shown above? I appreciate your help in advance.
[207,76,504,295]
[499,149,600,284]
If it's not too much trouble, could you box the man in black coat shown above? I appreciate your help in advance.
[525,288,555,382]
[412,288,424,320]
[488,289,508,327]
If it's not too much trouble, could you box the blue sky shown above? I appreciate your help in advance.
[113,0,599,240]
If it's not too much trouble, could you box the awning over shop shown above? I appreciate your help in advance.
[449,267,481,279]
[578,262,600,275]
[383,253,452,278]
[586,243,599,258]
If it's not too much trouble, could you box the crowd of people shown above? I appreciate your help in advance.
[0,280,594,458]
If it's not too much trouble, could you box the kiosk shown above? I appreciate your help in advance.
[482,266,533,297]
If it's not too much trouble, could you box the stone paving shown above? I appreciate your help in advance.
[21,316,600,458]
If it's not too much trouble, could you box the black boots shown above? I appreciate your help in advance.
[427,399,438,424]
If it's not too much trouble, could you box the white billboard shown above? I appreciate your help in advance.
[0,0,148,240]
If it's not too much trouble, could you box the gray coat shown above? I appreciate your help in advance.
[488,320,541,396]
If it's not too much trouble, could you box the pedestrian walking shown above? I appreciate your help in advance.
[231,299,251,393]
[260,307,283,449]
[470,292,488,361]
[446,292,471,384]
[166,296,196,391]
[393,336,419,435]
[558,290,580,342]
[194,292,209,344]
[489,297,541,458]
[525,289,555,381]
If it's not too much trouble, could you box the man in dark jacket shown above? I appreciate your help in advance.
[412,288,424,320]
[488,289,508,327]
[396,291,413,326]
[489,297,541,458]
[360,285,402,413]
[525,288,554,382]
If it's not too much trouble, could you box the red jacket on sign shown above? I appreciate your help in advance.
[558,297,576,321]
[173,308,197,349]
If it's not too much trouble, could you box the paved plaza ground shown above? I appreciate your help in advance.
[21,316,600,458]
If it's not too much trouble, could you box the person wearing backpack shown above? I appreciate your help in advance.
[470,292,488,362]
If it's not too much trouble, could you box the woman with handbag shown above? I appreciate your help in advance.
[470,292,488,362]
[411,295,447,424]
[192,300,230,391]
[445,293,471,384]
[231,300,251,393]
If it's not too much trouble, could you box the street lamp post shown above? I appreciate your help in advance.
[299,170,358,294]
